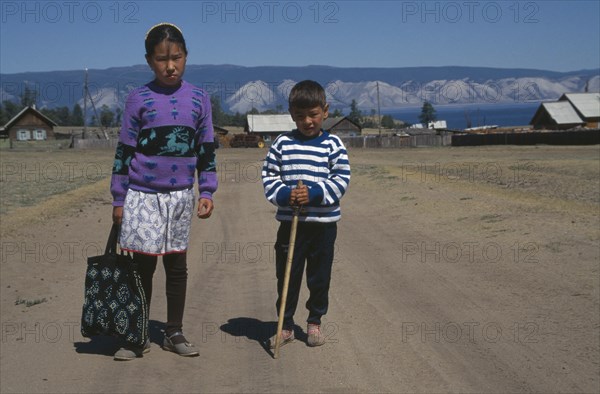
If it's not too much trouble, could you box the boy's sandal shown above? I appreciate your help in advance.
[269,328,295,349]
[307,324,326,347]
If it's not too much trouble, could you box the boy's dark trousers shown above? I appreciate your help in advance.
[274,221,337,329]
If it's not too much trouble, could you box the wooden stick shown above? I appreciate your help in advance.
[274,180,303,359]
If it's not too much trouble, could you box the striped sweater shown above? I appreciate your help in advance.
[110,80,217,206]
[262,130,351,222]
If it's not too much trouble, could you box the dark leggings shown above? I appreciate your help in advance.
[134,252,188,338]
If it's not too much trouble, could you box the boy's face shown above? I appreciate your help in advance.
[289,104,329,138]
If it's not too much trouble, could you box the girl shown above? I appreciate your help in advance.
[110,23,217,360]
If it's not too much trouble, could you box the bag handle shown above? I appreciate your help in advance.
[105,224,120,255]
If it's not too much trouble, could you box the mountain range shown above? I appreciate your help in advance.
[1,65,598,114]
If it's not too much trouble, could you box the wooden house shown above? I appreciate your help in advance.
[530,92,599,130]
[0,106,58,141]
[529,102,585,130]
[322,116,362,136]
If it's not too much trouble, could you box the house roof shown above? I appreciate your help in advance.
[247,114,296,133]
[322,116,361,131]
[322,117,343,130]
[559,93,600,119]
[536,102,584,125]
[3,106,58,130]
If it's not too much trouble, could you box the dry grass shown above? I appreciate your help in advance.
[0,149,114,216]
[350,145,600,220]
[0,177,110,237]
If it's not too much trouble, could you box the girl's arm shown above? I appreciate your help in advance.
[195,93,218,202]
[110,93,140,220]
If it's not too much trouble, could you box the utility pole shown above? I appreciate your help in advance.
[377,81,382,137]
[82,68,105,139]
[83,68,88,139]
[250,99,255,134]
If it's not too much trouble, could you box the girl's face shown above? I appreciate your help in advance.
[146,40,187,88]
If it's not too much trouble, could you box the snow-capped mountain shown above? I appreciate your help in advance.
[223,75,600,112]
[1,65,598,115]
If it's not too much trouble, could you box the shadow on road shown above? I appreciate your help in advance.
[220,317,305,357]
[73,319,166,357]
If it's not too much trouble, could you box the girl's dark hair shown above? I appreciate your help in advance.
[145,23,188,56]
[288,80,327,109]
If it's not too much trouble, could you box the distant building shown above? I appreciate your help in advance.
[0,106,58,141]
[529,102,584,130]
[530,92,599,130]
[322,116,362,136]
[558,93,600,128]
[464,125,499,133]
[409,120,448,130]
[245,114,296,143]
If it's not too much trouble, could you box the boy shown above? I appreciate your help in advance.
[261,80,351,348]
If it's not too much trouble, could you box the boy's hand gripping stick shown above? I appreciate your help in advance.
[274,179,303,359]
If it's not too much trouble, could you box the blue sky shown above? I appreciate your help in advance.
[1,0,599,74]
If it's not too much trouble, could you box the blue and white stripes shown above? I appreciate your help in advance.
[262,130,350,222]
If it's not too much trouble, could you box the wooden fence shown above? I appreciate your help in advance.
[452,129,600,146]
[4,130,597,152]
[74,138,119,150]
[72,135,454,150]
[340,133,452,148]
[3,139,71,150]
[0,136,116,151]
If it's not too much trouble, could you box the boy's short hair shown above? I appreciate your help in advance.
[288,80,327,109]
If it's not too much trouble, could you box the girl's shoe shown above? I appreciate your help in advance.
[269,328,295,349]
[307,324,325,347]
[114,339,151,361]
[162,332,199,357]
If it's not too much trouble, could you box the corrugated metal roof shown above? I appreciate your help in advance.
[542,102,584,124]
[560,93,600,119]
[247,114,296,133]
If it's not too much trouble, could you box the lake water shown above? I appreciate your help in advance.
[382,102,541,130]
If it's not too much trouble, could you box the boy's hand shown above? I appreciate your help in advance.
[290,185,309,206]
[112,206,123,225]
[198,198,214,219]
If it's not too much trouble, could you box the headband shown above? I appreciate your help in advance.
[145,23,183,40]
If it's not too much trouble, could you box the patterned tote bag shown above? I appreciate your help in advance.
[81,224,148,347]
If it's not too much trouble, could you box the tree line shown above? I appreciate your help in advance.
[2,87,435,130]
[0,87,119,128]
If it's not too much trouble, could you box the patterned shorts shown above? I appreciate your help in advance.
[119,188,195,255]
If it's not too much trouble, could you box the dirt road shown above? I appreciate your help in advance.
[1,146,598,393]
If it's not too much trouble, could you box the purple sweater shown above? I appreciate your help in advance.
[110,80,217,206]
